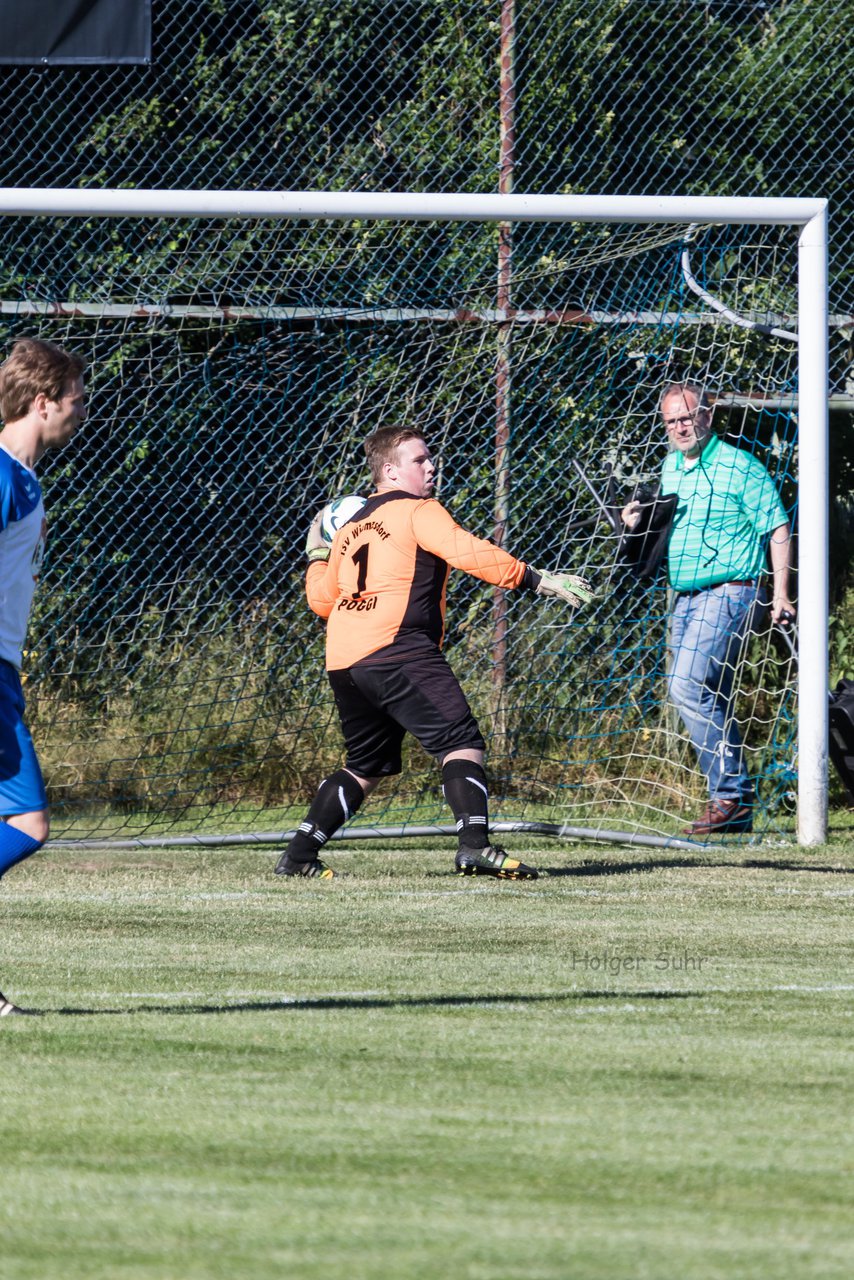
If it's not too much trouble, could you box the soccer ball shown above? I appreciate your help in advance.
[320,494,367,544]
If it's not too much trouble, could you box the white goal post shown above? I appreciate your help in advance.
[0,188,829,847]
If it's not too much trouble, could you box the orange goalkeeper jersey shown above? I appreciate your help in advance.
[306,491,531,670]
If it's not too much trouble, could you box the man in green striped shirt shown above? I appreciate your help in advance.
[623,383,794,836]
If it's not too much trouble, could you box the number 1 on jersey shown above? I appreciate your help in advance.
[351,543,369,597]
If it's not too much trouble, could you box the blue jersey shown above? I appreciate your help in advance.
[0,443,46,669]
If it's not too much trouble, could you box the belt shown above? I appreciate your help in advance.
[677,579,757,598]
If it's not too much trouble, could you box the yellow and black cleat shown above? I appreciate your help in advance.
[454,846,538,880]
[274,856,335,880]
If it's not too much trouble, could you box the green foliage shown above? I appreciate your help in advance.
[830,588,854,687]
[2,0,852,842]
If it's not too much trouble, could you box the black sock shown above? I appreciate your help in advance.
[442,759,489,851]
[282,769,366,864]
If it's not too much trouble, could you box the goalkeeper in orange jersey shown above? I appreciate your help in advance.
[274,426,595,881]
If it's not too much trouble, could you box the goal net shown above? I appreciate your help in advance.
[0,191,829,849]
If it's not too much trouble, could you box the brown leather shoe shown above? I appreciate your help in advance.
[684,798,753,835]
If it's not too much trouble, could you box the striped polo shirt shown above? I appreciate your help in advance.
[661,434,788,592]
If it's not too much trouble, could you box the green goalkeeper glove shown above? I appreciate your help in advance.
[534,568,596,609]
[305,510,330,564]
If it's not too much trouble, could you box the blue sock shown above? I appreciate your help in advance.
[0,824,43,877]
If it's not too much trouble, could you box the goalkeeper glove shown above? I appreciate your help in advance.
[305,510,330,564]
[534,568,596,609]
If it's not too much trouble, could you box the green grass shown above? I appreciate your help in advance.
[2,825,854,1280]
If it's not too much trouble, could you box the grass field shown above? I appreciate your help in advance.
[2,822,853,1280]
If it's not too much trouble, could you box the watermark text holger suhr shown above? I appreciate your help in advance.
[569,949,707,976]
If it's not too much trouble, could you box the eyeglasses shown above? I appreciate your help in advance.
[663,410,708,429]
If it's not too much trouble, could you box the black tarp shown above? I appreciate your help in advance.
[0,0,150,65]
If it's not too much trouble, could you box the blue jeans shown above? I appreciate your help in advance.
[667,582,764,803]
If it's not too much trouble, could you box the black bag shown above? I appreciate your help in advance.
[829,678,854,804]
[617,483,678,580]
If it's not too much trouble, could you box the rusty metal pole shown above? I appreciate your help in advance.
[492,0,516,750]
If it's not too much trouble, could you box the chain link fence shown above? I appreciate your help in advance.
[2,0,851,314]
[0,0,851,845]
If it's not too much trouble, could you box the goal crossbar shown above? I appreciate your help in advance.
[0,187,828,226]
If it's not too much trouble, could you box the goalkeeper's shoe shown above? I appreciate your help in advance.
[274,854,335,880]
[454,845,538,880]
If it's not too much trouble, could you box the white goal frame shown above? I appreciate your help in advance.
[0,187,830,846]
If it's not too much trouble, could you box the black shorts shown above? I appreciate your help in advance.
[327,651,485,777]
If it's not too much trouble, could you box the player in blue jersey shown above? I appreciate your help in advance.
[0,338,86,1015]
